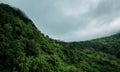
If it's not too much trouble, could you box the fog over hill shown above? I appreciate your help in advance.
[1,0,120,41]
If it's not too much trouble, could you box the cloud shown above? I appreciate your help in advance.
[73,17,120,41]
[1,0,120,42]
[56,0,100,16]
[51,17,120,41]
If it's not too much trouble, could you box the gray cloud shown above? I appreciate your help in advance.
[1,0,120,41]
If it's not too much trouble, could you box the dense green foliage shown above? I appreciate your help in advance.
[0,3,120,72]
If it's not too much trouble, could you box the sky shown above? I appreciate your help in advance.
[0,0,120,42]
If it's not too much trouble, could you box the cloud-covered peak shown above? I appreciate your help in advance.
[1,0,120,41]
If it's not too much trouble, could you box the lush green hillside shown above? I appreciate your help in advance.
[63,33,120,58]
[57,34,120,72]
[0,3,120,72]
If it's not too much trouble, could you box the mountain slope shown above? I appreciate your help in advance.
[0,3,120,72]
[57,34,120,72]
[64,33,120,58]
[0,3,65,72]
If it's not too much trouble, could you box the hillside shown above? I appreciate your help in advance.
[0,3,120,72]
[61,33,120,58]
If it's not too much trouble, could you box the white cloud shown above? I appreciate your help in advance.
[61,17,120,41]
[0,0,22,5]
[55,0,100,16]
[1,0,120,42]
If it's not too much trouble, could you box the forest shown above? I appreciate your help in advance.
[0,3,120,72]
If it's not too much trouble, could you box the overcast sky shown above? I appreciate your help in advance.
[1,0,120,42]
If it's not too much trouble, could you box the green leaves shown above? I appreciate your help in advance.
[0,3,120,72]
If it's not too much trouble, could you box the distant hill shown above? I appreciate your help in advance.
[0,3,120,72]
[61,33,120,58]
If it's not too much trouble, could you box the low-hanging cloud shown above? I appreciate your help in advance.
[1,0,120,42]
[61,17,120,41]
